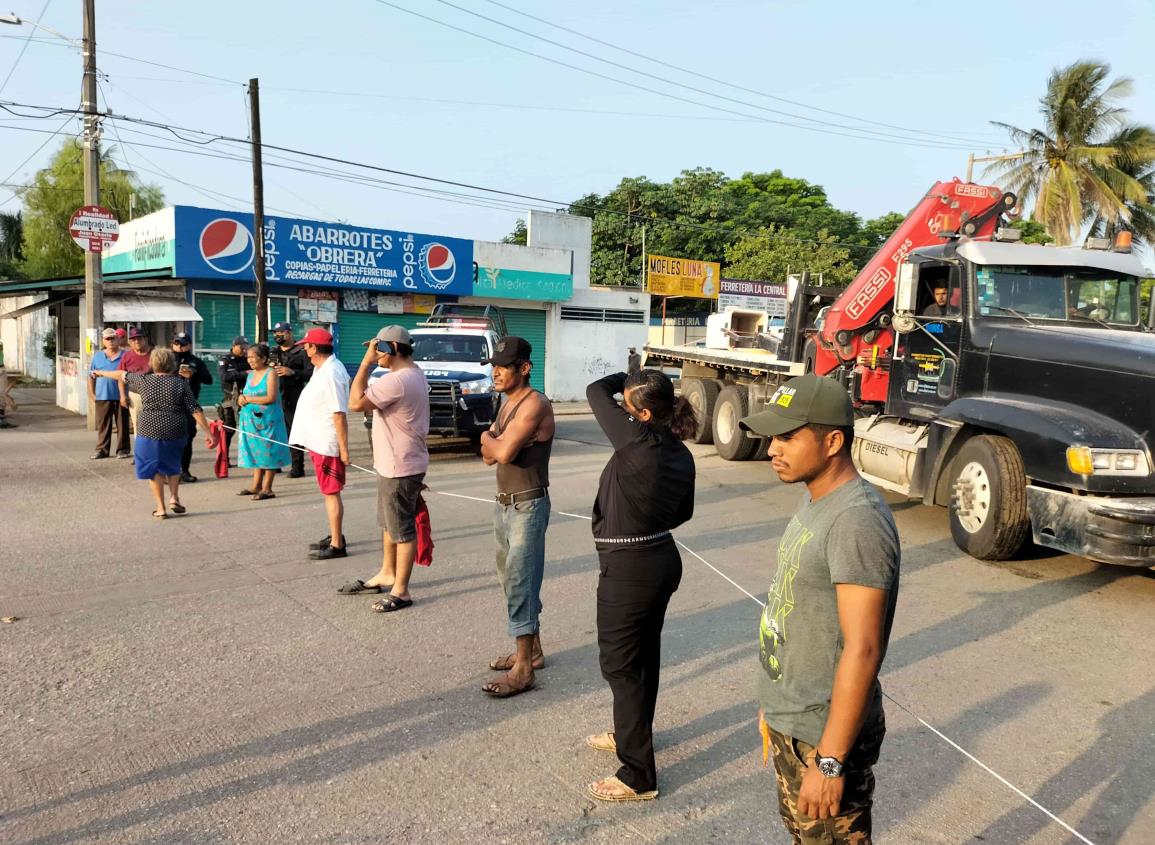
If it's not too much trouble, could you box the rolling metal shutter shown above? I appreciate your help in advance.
[502,308,546,392]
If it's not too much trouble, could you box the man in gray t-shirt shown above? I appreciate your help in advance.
[740,373,900,845]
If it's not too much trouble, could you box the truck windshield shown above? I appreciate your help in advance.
[412,335,489,363]
[975,265,1140,327]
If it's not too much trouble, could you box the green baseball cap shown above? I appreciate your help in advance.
[738,373,853,437]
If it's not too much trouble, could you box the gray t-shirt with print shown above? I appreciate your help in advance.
[757,476,900,746]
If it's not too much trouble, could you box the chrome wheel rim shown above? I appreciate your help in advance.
[953,460,991,534]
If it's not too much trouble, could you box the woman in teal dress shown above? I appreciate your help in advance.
[236,343,291,500]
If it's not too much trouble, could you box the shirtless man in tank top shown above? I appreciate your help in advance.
[478,336,555,698]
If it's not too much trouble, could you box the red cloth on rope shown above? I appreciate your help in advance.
[209,420,229,478]
[415,494,434,567]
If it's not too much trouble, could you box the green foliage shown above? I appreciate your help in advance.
[1013,217,1054,244]
[503,218,527,245]
[989,61,1155,246]
[0,211,23,280]
[17,139,165,280]
[42,326,56,361]
[724,225,858,286]
[512,167,903,288]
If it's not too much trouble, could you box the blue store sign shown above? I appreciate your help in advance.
[173,206,474,296]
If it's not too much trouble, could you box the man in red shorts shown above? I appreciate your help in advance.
[288,328,351,560]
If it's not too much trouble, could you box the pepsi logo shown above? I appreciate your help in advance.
[200,218,255,275]
[419,242,456,290]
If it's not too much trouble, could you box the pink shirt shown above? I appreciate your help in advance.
[366,365,430,478]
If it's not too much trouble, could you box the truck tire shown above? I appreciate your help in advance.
[713,385,759,461]
[948,435,1030,561]
[682,378,720,445]
[803,338,817,374]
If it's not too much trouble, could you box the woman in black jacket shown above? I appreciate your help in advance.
[584,369,697,802]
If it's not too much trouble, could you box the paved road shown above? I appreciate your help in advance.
[2,391,1153,844]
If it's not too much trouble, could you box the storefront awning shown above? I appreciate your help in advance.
[104,293,202,322]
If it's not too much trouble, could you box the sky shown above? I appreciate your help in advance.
[1,0,1153,260]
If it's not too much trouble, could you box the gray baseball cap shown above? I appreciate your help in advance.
[376,325,412,345]
[739,373,853,437]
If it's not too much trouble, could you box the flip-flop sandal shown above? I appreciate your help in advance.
[169,502,187,514]
[587,776,658,802]
[337,579,391,595]
[482,677,536,698]
[585,732,616,753]
[370,595,413,613]
[252,492,276,501]
[152,509,167,520]
[489,652,546,671]
[237,488,256,496]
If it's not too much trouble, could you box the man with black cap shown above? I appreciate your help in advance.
[345,325,429,608]
[172,331,213,482]
[217,336,250,465]
[269,321,313,477]
[738,373,900,845]
[478,336,554,698]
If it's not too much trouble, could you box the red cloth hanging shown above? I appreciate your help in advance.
[209,420,229,478]
[415,494,434,566]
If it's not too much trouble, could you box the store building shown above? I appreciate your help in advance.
[0,205,648,410]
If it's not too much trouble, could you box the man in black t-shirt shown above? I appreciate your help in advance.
[269,322,313,477]
[172,332,213,482]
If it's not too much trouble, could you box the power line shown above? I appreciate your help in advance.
[0,113,78,208]
[368,0,978,152]
[0,0,55,97]
[475,0,1007,144]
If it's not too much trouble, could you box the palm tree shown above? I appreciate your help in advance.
[988,61,1155,246]
[1090,123,1155,244]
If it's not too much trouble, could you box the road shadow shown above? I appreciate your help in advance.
[970,685,1155,844]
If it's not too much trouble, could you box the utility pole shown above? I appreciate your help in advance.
[966,151,1025,183]
[248,77,268,343]
[81,0,101,431]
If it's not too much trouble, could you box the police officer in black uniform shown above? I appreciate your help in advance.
[172,331,214,482]
[218,336,250,465]
[269,321,313,477]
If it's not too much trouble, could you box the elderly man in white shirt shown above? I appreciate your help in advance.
[288,328,351,560]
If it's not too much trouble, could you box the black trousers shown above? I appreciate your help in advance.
[94,399,129,456]
[596,540,682,793]
[181,414,196,473]
[283,399,304,474]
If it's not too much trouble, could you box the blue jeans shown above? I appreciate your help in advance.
[494,493,550,638]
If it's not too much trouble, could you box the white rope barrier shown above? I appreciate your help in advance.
[214,422,1097,844]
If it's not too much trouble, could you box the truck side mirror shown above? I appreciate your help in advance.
[895,261,919,314]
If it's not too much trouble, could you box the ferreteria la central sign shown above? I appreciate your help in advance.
[102,205,475,297]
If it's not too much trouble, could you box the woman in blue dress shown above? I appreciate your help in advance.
[236,342,292,500]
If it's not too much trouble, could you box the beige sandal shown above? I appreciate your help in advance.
[587,775,657,802]
[585,732,616,753]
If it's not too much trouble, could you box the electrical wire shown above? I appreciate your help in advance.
[475,0,1008,144]
[369,0,979,152]
[0,0,54,97]
[0,113,78,208]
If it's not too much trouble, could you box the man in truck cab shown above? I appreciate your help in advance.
[920,282,958,317]
[739,374,900,844]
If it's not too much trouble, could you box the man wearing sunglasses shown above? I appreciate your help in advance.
[347,326,430,610]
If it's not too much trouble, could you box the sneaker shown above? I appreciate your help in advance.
[116,451,131,459]
[309,534,345,551]
[288,469,305,479]
[90,451,109,460]
[180,471,197,483]
[309,544,348,561]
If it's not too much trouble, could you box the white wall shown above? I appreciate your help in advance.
[0,295,55,382]
[473,240,570,275]
[527,211,651,401]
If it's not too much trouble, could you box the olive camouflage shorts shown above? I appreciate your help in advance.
[767,716,885,845]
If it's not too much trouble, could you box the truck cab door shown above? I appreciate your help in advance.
[888,265,963,416]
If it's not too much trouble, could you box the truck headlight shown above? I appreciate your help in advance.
[459,377,493,395]
[1066,446,1150,476]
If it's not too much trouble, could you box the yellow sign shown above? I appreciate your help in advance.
[645,254,720,299]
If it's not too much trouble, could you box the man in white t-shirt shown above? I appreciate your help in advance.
[288,328,351,560]
[345,325,430,611]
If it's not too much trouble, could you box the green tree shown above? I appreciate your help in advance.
[858,212,905,249]
[724,225,858,286]
[989,61,1155,245]
[17,139,164,279]
[0,210,23,279]
[1013,217,1054,244]
[503,218,527,245]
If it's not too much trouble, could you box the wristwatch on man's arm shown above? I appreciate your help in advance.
[813,751,844,778]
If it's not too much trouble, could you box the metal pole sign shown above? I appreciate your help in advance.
[69,205,119,253]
